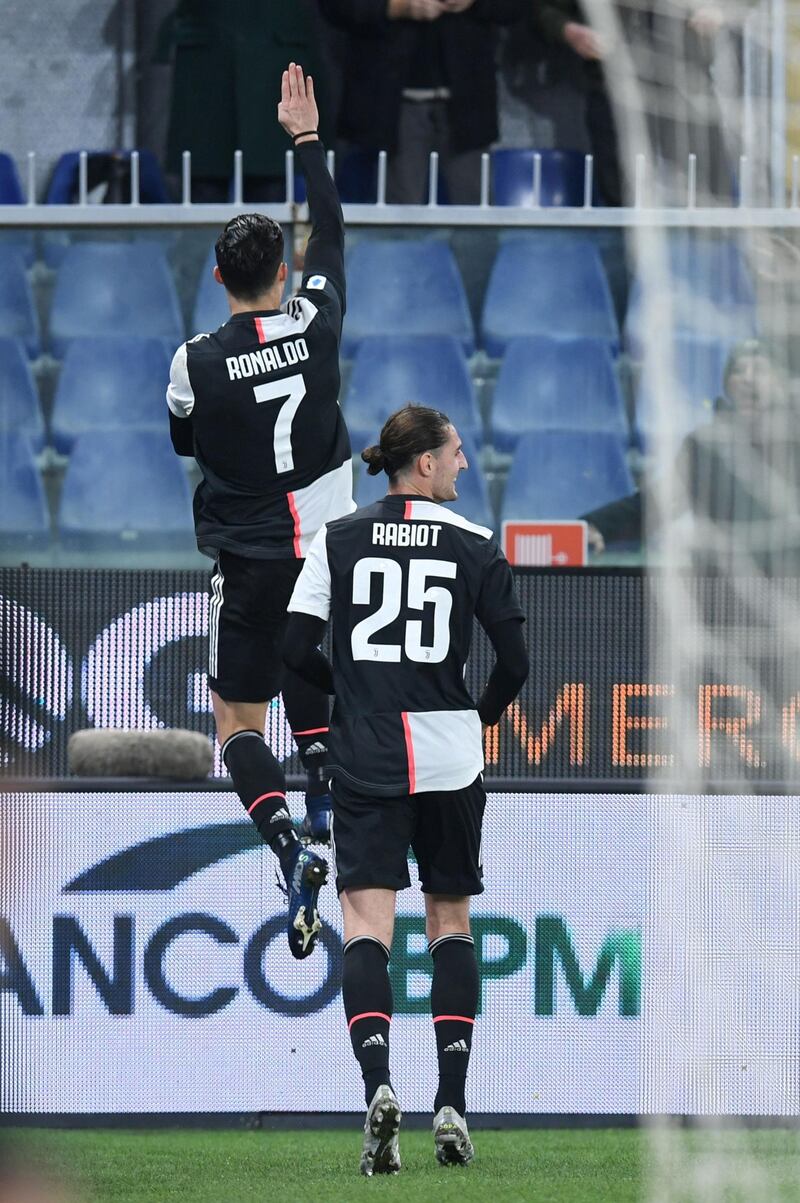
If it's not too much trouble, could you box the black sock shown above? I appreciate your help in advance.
[430,933,478,1116]
[221,730,296,857]
[282,669,330,801]
[342,936,393,1106]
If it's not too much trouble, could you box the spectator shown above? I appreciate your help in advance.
[160,1,332,201]
[585,341,800,572]
[318,0,525,204]
[531,2,754,206]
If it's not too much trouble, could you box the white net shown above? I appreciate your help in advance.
[575,0,800,1192]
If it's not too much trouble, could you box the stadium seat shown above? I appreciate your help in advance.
[0,433,49,549]
[0,247,40,357]
[500,430,634,523]
[58,430,194,551]
[667,231,754,303]
[0,153,25,204]
[353,433,494,529]
[51,337,172,454]
[42,228,177,273]
[343,335,482,450]
[335,148,380,204]
[341,239,474,358]
[191,245,229,336]
[481,236,618,357]
[625,233,756,357]
[635,334,732,452]
[49,243,183,358]
[0,231,36,268]
[491,336,629,453]
[45,150,170,204]
[0,337,45,451]
[492,148,587,207]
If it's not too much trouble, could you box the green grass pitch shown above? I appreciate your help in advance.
[7,1127,800,1203]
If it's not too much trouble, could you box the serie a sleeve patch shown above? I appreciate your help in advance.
[306,275,327,290]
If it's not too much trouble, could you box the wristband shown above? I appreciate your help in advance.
[292,130,319,143]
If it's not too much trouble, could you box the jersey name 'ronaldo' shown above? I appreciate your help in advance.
[167,140,353,560]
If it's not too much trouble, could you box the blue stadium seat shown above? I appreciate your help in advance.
[0,248,40,357]
[45,150,169,204]
[58,430,194,551]
[481,237,618,357]
[491,336,628,453]
[500,430,634,523]
[0,337,45,451]
[49,243,183,358]
[625,233,756,357]
[353,433,494,529]
[192,245,229,336]
[492,149,587,207]
[341,239,474,358]
[344,336,482,451]
[51,337,172,454]
[635,334,732,451]
[42,229,177,273]
[0,433,49,549]
[667,231,754,304]
[0,153,24,203]
[0,231,36,269]
[335,149,380,203]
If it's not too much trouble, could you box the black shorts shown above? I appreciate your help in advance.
[207,551,302,703]
[330,775,486,896]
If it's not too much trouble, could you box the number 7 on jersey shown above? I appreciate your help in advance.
[254,374,305,474]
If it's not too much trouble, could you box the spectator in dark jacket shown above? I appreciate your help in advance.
[585,341,800,573]
[319,0,525,203]
[162,0,332,201]
[532,1,754,206]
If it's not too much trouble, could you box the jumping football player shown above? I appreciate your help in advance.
[167,65,353,959]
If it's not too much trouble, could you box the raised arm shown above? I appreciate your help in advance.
[278,63,345,308]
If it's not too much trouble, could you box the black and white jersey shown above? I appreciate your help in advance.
[288,494,525,794]
[167,141,354,560]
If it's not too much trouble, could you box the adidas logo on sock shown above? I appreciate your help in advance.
[443,1039,469,1053]
[304,742,327,756]
[273,809,291,822]
[361,1033,387,1048]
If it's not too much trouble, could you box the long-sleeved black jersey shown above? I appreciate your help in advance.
[288,494,526,795]
[167,140,354,559]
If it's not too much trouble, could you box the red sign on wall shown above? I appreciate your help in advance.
[502,520,588,566]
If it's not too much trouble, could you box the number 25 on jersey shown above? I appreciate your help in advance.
[351,557,457,664]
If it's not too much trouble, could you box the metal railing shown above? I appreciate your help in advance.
[2,148,800,229]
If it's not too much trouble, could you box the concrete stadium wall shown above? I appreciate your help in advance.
[0,0,133,196]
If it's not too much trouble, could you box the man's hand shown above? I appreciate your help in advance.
[278,62,319,143]
[586,523,606,556]
[388,0,445,19]
[563,21,608,60]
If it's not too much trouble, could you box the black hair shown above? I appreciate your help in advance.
[361,404,452,478]
[214,213,284,301]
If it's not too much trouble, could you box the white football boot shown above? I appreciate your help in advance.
[433,1105,475,1166]
[359,1084,402,1176]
